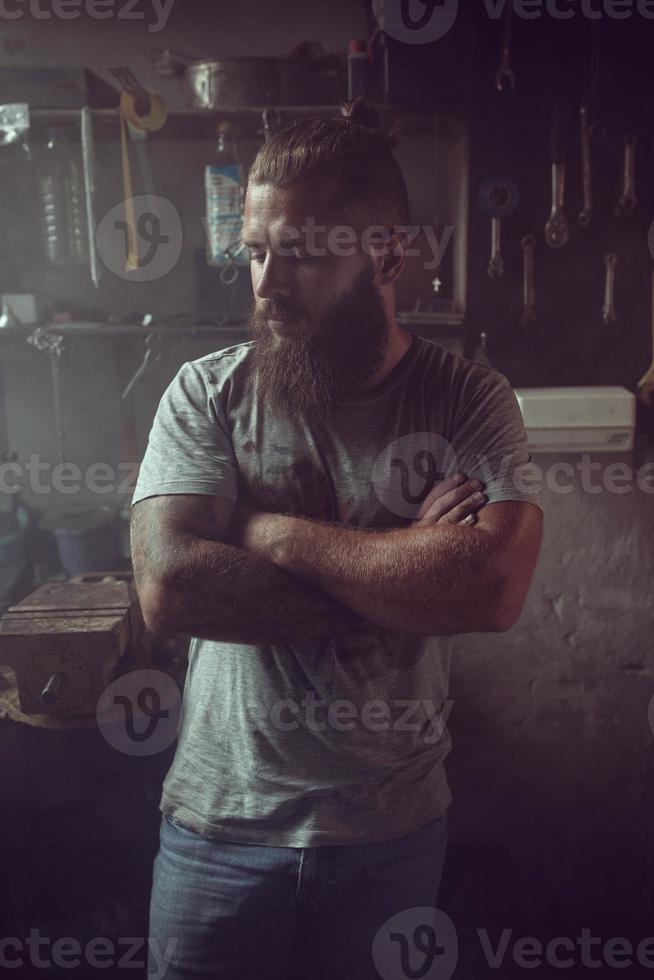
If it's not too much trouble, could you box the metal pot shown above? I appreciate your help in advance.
[184,58,281,109]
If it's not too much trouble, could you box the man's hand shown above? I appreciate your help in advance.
[412,473,487,528]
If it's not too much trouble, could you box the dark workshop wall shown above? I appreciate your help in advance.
[464,6,654,389]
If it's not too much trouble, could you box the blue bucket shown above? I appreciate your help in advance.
[39,505,119,575]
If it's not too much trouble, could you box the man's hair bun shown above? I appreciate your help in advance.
[338,96,400,149]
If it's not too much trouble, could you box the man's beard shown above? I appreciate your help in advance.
[248,262,390,423]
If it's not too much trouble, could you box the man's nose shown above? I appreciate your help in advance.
[253,255,291,300]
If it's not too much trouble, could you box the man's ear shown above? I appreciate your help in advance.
[378,225,408,285]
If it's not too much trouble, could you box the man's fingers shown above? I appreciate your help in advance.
[415,477,485,522]
[439,493,486,525]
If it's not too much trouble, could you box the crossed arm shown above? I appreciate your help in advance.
[131,476,543,643]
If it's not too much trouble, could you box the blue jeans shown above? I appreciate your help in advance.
[147,810,448,980]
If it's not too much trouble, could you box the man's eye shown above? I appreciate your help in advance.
[249,252,265,264]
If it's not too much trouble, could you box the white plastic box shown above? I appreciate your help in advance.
[513,386,636,453]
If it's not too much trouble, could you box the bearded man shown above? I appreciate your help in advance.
[131,97,543,980]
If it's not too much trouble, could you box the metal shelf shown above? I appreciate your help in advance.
[27,103,439,139]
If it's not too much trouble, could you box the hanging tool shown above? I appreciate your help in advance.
[495,3,515,92]
[121,331,162,400]
[602,252,618,325]
[109,67,167,272]
[545,102,569,249]
[615,133,638,218]
[80,107,101,289]
[637,268,654,409]
[521,235,536,326]
[477,177,520,280]
[578,104,593,227]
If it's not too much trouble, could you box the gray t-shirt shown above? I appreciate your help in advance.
[132,333,542,847]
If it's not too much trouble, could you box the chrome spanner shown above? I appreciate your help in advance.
[615,133,638,218]
[578,104,592,227]
[602,252,618,324]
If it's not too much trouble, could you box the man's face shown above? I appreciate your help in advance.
[242,180,390,422]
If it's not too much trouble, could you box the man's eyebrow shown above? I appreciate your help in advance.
[242,234,306,248]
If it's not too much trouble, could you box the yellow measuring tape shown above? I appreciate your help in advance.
[118,89,167,271]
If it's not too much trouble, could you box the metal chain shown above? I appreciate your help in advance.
[26,328,66,465]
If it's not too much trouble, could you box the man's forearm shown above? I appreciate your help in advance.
[140,534,366,645]
[236,512,506,635]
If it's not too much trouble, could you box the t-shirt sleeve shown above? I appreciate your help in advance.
[131,361,238,507]
[450,370,543,512]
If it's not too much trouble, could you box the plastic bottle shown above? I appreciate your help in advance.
[37,127,88,266]
[348,39,372,100]
[205,121,247,268]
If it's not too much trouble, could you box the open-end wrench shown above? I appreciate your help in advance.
[477,177,519,279]
[615,133,638,218]
[602,253,618,324]
[495,3,515,92]
[521,235,536,325]
[578,104,593,226]
[545,103,570,248]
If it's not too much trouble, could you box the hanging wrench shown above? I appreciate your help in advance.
[521,235,536,325]
[602,252,618,324]
[488,216,504,278]
[578,104,593,226]
[615,133,638,218]
[477,177,519,280]
[544,103,569,248]
[495,2,515,92]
